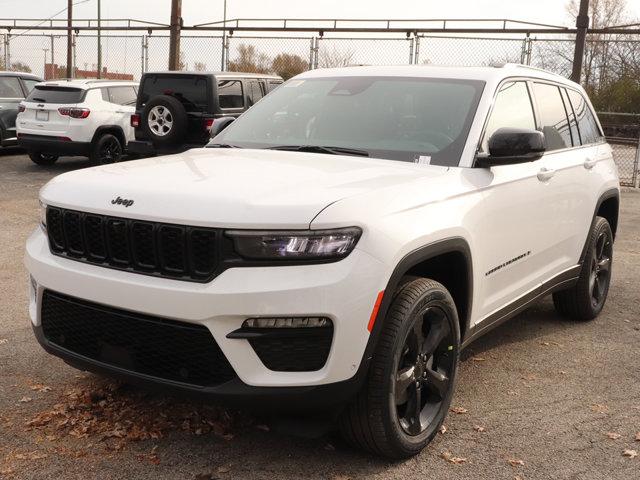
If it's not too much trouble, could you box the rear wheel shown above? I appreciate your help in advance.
[28,151,59,166]
[553,216,613,321]
[339,278,460,459]
[90,133,123,164]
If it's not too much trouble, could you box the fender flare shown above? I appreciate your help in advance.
[578,187,620,266]
[355,237,473,380]
[91,125,127,147]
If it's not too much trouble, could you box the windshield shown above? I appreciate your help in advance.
[213,76,484,166]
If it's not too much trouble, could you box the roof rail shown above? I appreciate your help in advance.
[500,62,569,79]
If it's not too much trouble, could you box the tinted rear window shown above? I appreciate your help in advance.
[26,86,85,103]
[139,75,209,111]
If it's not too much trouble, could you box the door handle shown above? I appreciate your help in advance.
[537,167,556,182]
[584,157,597,170]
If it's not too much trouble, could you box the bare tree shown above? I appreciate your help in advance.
[193,61,207,72]
[317,47,355,68]
[272,53,307,80]
[228,44,271,74]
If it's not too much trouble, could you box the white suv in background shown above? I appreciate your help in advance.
[17,79,138,166]
[26,65,619,459]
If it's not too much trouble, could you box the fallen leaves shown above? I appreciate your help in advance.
[30,384,52,393]
[441,451,467,464]
[508,458,525,467]
[473,425,486,433]
[439,424,447,434]
[606,432,622,440]
[18,396,32,403]
[636,432,640,441]
[471,356,486,362]
[450,406,468,415]
[590,404,609,414]
[14,451,47,461]
[25,380,248,454]
[0,338,8,345]
[622,449,638,459]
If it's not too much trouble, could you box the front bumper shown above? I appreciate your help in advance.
[26,228,387,406]
[18,134,90,156]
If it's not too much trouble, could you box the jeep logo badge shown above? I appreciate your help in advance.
[111,196,134,208]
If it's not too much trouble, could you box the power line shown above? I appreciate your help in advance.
[11,0,91,39]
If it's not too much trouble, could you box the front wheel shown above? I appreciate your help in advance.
[339,278,460,459]
[553,216,613,321]
[28,151,59,166]
[90,133,123,164]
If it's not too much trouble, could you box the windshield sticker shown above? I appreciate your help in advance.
[415,155,431,165]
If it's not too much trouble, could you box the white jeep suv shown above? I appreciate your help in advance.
[25,65,619,459]
[17,79,138,165]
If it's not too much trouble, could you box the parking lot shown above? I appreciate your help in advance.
[0,150,639,480]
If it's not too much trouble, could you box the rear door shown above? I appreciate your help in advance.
[18,85,85,137]
[105,85,138,141]
[216,78,244,117]
[0,75,26,142]
[245,79,265,108]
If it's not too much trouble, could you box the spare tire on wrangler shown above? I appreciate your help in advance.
[142,95,188,146]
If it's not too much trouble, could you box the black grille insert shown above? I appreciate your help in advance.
[46,207,219,282]
[41,290,236,387]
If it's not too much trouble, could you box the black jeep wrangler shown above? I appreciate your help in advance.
[128,71,283,156]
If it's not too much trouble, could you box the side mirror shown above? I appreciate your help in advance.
[210,116,235,138]
[476,127,545,167]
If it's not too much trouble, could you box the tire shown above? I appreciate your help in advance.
[553,216,613,321]
[90,133,123,164]
[141,95,188,147]
[28,151,59,166]
[339,278,461,459]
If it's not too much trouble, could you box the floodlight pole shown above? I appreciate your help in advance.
[97,0,102,78]
[221,0,227,70]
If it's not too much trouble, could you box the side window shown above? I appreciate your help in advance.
[268,80,283,92]
[532,83,572,151]
[482,81,536,152]
[217,80,244,109]
[561,88,580,146]
[0,77,25,98]
[101,88,110,102]
[246,80,264,107]
[22,79,39,94]
[108,86,137,105]
[566,89,602,145]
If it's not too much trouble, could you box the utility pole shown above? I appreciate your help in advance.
[221,0,227,71]
[43,48,49,79]
[66,0,73,78]
[168,0,182,70]
[571,0,589,83]
[50,35,55,71]
[97,0,102,78]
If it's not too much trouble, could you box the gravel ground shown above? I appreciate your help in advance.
[1,150,639,480]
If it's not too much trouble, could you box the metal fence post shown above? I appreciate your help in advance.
[71,33,76,77]
[5,33,10,69]
[1,34,6,69]
[409,36,415,64]
[520,33,532,65]
[414,35,421,64]
[634,135,640,189]
[308,37,315,69]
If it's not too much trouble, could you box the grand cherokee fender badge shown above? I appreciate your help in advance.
[485,251,531,276]
[111,196,134,207]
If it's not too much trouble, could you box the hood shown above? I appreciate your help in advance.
[40,148,449,228]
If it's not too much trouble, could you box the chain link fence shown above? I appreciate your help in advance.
[2,30,638,186]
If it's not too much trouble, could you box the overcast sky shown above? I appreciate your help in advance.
[2,0,639,28]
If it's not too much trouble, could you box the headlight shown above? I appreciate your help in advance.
[39,201,47,232]
[226,227,362,261]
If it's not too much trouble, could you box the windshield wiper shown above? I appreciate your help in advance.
[267,145,369,157]
[206,143,242,149]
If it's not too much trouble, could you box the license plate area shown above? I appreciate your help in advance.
[36,110,49,121]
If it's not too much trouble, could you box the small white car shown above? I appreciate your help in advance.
[17,79,138,165]
[25,65,619,459]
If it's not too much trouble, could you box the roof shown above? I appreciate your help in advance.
[143,71,283,80]
[297,64,579,88]
[0,71,43,80]
[35,79,138,89]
